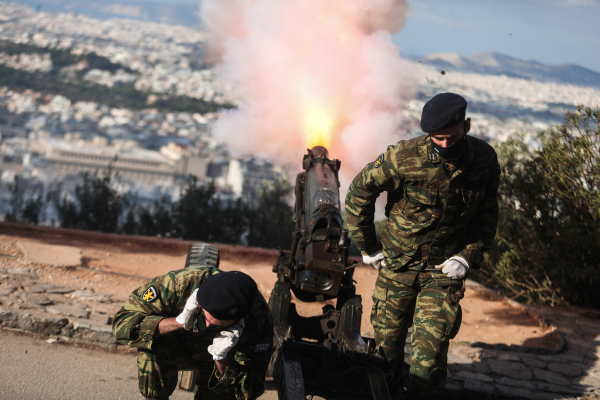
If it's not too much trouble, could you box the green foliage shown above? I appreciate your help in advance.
[0,40,129,72]
[483,105,600,307]
[58,168,123,233]
[246,179,295,249]
[7,176,46,224]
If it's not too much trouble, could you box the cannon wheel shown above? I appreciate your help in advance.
[178,242,221,392]
[185,242,220,269]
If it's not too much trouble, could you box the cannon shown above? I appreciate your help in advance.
[267,146,392,400]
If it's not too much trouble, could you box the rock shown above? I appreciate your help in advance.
[480,350,497,359]
[547,362,583,377]
[533,368,571,386]
[463,379,496,399]
[495,383,531,398]
[46,304,89,319]
[521,356,547,369]
[536,382,583,395]
[22,284,56,293]
[24,292,53,305]
[45,293,71,304]
[17,303,44,310]
[442,382,463,400]
[70,289,111,303]
[495,377,537,390]
[0,310,68,335]
[488,359,533,380]
[573,373,600,388]
[46,287,76,294]
[537,353,585,363]
[498,352,521,361]
[453,371,494,383]
[2,268,38,279]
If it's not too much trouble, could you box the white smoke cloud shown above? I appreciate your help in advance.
[203,0,416,184]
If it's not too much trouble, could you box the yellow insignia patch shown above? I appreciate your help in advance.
[444,159,458,172]
[142,286,158,303]
[228,307,239,316]
[374,154,384,169]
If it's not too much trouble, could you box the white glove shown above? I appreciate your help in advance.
[435,256,470,280]
[362,250,386,270]
[175,288,200,329]
[207,319,245,361]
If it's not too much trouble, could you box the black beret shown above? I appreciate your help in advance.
[420,93,467,133]
[196,271,258,321]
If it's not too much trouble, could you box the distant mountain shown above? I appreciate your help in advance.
[7,0,201,27]
[411,52,600,87]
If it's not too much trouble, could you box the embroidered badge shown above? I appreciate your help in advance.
[444,159,458,172]
[142,286,158,303]
[428,152,438,162]
[228,307,239,316]
[374,154,384,168]
[254,343,270,353]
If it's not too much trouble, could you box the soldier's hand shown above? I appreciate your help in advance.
[175,288,200,329]
[435,256,469,280]
[207,319,245,360]
[362,250,386,270]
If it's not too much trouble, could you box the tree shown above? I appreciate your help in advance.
[58,168,123,233]
[246,179,295,249]
[6,176,46,225]
[482,105,600,307]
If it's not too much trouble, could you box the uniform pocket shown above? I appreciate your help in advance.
[401,188,437,223]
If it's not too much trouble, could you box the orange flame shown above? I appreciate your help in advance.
[305,105,333,149]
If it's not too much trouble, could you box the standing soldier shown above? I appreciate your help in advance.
[345,93,500,399]
[112,267,273,400]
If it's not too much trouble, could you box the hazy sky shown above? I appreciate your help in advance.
[394,0,600,71]
[20,0,600,72]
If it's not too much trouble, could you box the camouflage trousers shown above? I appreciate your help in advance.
[371,270,462,400]
[138,329,225,400]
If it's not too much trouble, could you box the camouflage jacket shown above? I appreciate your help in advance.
[346,134,500,271]
[112,266,274,400]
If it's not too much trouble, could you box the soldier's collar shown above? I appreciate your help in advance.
[425,139,442,164]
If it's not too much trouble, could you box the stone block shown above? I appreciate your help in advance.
[533,368,571,386]
[0,310,68,335]
[495,383,531,398]
[573,373,600,388]
[2,268,38,279]
[498,352,521,361]
[453,371,494,383]
[463,379,496,400]
[495,377,537,391]
[70,289,111,303]
[521,356,547,369]
[536,382,584,395]
[46,287,76,294]
[488,359,533,380]
[547,362,582,377]
[441,382,463,400]
[24,292,52,305]
[480,350,497,359]
[46,304,89,319]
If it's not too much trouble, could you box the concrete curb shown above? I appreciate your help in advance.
[463,279,565,354]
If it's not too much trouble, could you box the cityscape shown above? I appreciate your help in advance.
[0,1,598,224]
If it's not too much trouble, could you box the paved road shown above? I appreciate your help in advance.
[0,330,277,400]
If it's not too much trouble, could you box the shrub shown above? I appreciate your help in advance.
[482,106,600,307]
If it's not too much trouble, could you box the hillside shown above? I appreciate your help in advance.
[411,51,600,87]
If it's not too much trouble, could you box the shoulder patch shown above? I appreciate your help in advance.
[374,154,384,168]
[142,286,158,303]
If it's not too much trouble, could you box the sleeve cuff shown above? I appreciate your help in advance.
[138,315,164,349]
[208,363,240,391]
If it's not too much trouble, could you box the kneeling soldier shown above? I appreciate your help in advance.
[112,267,273,400]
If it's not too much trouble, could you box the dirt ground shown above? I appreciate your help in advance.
[0,223,555,347]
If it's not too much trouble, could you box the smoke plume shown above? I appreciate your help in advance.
[203,0,416,182]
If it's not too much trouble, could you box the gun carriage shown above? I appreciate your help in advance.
[267,146,392,400]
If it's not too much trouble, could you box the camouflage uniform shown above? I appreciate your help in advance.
[346,134,500,399]
[112,266,274,400]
